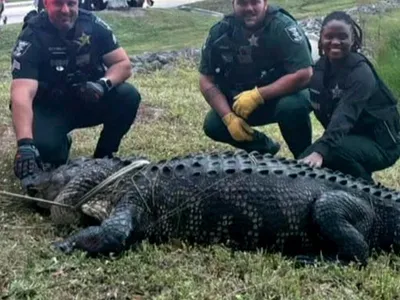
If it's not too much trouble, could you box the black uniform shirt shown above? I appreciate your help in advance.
[310,56,377,157]
[11,10,120,82]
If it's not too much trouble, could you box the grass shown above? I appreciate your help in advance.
[185,0,377,19]
[0,8,218,70]
[1,6,400,300]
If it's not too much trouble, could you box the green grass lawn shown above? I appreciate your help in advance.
[185,0,377,18]
[1,6,400,300]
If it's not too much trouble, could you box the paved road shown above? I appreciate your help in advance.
[153,0,199,8]
[2,1,35,25]
[1,0,201,25]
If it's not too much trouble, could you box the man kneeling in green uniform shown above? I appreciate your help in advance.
[199,0,313,158]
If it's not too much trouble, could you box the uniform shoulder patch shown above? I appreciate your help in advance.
[95,16,112,31]
[285,25,304,43]
[12,40,32,57]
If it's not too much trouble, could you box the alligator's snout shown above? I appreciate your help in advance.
[20,172,51,196]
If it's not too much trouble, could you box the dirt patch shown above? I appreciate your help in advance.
[136,103,164,124]
[0,124,15,155]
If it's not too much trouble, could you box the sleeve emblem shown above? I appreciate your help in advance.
[285,25,304,43]
[13,40,32,57]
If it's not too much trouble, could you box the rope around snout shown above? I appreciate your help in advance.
[0,159,151,210]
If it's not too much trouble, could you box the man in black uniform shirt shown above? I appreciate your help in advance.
[299,11,400,182]
[10,0,141,180]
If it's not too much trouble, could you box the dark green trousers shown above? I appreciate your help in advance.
[32,82,141,167]
[203,90,312,158]
[299,135,400,182]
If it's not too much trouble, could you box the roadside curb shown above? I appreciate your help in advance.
[177,5,224,17]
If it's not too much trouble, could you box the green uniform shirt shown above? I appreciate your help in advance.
[199,5,313,94]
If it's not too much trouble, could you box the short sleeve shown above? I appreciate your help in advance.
[93,16,120,56]
[274,18,313,73]
[11,29,41,80]
[198,22,225,76]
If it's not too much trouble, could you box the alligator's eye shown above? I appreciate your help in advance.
[207,170,218,176]
[308,173,317,178]
[288,173,298,179]
[258,169,269,175]
[273,170,283,175]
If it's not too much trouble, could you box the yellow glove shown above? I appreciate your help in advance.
[232,87,264,119]
[222,112,254,142]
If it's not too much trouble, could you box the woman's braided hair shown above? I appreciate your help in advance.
[318,11,363,57]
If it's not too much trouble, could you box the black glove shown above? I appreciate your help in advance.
[79,79,110,102]
[14,138,43,180]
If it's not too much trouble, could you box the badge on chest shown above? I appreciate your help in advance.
[74,32,91,52]
[331,84,343,100]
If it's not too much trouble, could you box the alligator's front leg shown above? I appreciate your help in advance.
[312,190,376,266]
[53,194,148,255]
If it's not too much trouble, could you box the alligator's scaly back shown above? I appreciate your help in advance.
[50,149,400,264]
[138,150,400,203]
[47,150,400,226]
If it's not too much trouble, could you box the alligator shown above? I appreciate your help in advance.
[21,150,400,265]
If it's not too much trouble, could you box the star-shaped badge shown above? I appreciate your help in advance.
[331,84,343,99]
[248,34,259,47]
[75,32,91,51]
